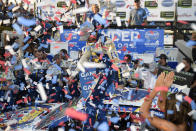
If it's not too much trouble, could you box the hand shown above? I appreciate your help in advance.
[154,72,165,89]
[164,72,175,87]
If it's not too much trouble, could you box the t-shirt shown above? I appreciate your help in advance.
[129,8,146,25]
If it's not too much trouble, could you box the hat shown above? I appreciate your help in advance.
[157,54,168,59]
[134,0,140,3]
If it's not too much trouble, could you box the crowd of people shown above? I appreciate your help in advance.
[0,0,196,130]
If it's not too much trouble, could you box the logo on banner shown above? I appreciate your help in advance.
[145,31,159,40]
[79,69,96,98]
[158,66,194,86]
[162,0,174,7]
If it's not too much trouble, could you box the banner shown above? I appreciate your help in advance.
[158,66,194,86]
[177,0,196,21]
[144,0,175,21]
[79,68,97,98]
[61,29,164,59]
[50,41,68,55]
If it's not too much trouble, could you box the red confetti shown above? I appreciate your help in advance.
[58,121,65,126]
[62,89,68,94]
[30,109,35,114]
[112,35,117,42]
[96,25,102,31]
[166,22,171,26]
[54,16,60,22]
[111,64,119,71]
[120,60,126,63]
[70,0,77,4]
[55,11,62,15]
[64,108,88,121]
[66,33,72,41]
[178,20,188,24]
[18,114,24,117]
[184,96,192,104]
[67,21,72,26]
[137,34,141,39]
[24,68,31,75]
[89,118,92,127]
[24,97,28,103]
[48,99,55,103]
[134,73,139,78]
[16,99,23,104]
[105,11,110,17]
[141,23,147,26]
[92,73,98,78]
[69,44,75,47]
[115,82,118,89]
[60,106,62,111]
[149,31,154,34]
[0,60,5,65]
[50,93,56,97]
[71,90,75,94]
[54,46,60,49]
[90,96,93,100]
[0,118,3,122]
[0,78,6,81]
[4,52,11,58]
[85,81,92,84]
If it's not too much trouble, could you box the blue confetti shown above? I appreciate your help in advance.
[23,36,31,43]
[11,55,17,64]
[12,23,23,35]
[186,40,196,47]
[24,52,29,58]
[110,117,120,124]
[12,42,19,49]
[54,64,62,71]
[52,75,57,84]
[145,118,151,127]
[65,95,72,99]
[8,5,15,10]
[127,122,130,128]
[7,12,13,18]
[167,110,174,115]
[22,44,30,51]
[97,122,109,131]
[93,14,109,27]
[131,81,137,85]
[191,101,196,110]
[93,121,99,128]
[17,17,36,27]
[14,64,22,70]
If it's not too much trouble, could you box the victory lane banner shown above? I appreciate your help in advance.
[60,29,164,59]
[158,66,194,86]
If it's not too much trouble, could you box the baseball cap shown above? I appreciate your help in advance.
[134,0,140,3]
[157,54,168,59]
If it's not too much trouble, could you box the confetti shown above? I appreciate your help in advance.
[12,23,23,35]
[64,108,88,121]
[17,17,36,27]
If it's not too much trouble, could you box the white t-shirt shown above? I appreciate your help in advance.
[135,67,157,90]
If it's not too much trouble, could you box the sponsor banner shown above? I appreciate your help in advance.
[50,41,68,55]
[79,68,97,99]
[61,29,164,59]
[158,66,194,86]
[144,0,175,21]
[177,0,196,21]
[156,47,179,62]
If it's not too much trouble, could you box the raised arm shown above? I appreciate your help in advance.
[140,72,177,131]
